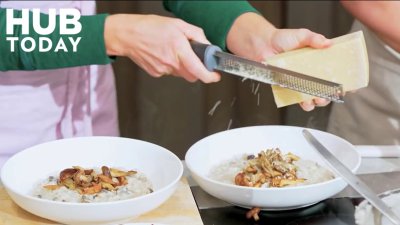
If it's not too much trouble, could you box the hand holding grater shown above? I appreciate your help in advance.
[191,41,344,103]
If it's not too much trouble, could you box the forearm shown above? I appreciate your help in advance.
[341,1,400,52]
[163,0,259,50]
[0,8,112,71]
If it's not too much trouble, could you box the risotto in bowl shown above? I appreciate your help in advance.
[185,126,360,212]
[1,137,183,225]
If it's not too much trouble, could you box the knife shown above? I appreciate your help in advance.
[303,129,400,225]
[190,41,344,103]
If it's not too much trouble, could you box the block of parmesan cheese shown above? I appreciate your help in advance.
[265,31,369,107]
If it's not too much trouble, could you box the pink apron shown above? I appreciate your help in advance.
[0,1,119,168]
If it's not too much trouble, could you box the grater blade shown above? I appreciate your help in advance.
[214,51,344,103]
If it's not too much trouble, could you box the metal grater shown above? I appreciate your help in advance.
[191,41,344,103]
[214,52,344,103]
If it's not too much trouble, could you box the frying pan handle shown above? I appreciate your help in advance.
[190,41,222,71]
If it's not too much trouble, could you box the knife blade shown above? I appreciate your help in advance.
[191,41,344,103]
[303,129,400,225]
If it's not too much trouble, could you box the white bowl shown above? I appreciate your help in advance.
[185,125,360,210]
[0,137,183,225]
[355,188,400,225]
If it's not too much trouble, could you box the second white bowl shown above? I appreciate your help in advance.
[185,126,360,210]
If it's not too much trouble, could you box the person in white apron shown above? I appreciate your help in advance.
[0,1,119,167]
[328,20,400,144]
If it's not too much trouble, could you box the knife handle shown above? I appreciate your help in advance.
[190,41,222,71]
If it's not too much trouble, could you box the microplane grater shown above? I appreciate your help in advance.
[191,41,344,103]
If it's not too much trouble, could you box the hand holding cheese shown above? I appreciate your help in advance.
[266,31,369,108]
[226,12,333,111]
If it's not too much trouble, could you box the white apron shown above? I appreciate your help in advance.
[328,20,400,145]
[0,1,119,168]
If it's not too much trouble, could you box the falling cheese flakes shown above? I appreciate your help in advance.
[208,100,222,116]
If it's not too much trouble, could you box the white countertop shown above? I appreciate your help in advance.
[355,146,400,174]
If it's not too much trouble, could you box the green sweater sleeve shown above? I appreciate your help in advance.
[0,8,112,71]
[163,0,259,50]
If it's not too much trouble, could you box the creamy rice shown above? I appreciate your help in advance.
[32,169,153,203]
[209,154,334,187]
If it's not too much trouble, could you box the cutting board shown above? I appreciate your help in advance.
[0,178,203,225]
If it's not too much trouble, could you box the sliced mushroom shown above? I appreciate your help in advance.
[246,207,261,221]
[50,166,136,195]
[110,168,136,177]
[84,169,93,175]
[43,184,61,190]
[235,172,252,187]
[101,166,111,178]
[285,152,300,162]
[117,176,128,186]
[98,174,118,186]
[72,166,85,170]
[59,168,78,182]
[101,182,115,191]
[82,182,102,195]
[245,166,258,174]
[61,178,76,190]
[278,178,305,187]
[236,149,304,188]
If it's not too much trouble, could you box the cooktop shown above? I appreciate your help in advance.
[198,197,364,225]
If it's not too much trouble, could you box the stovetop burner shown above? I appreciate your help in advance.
[199,198,364,225]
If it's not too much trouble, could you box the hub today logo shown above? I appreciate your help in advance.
[6,8,82,53]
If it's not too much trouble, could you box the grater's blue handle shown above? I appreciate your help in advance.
[190,41,222,72]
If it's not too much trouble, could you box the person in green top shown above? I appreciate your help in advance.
[0,1,330,168]
[0,1,330,105]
